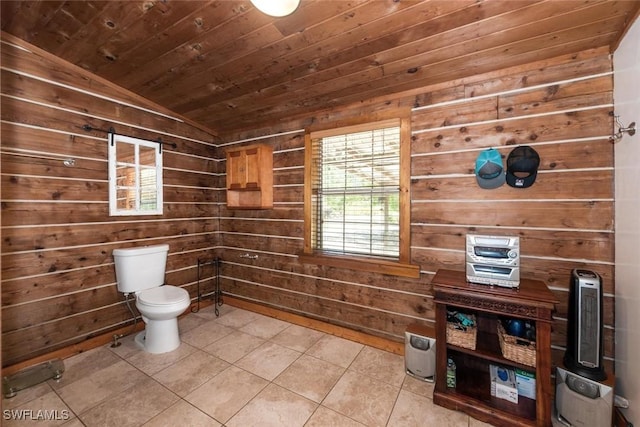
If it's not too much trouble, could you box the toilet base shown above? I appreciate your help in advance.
[136,318,181,354]
[134,331,146,351]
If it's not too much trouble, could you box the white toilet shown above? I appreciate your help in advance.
[113,244,190,354]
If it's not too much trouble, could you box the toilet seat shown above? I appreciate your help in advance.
[138,285,189,307]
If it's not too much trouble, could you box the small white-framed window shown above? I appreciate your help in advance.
[108,133,163,216]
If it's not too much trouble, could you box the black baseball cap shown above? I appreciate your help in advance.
[506,146,540,188]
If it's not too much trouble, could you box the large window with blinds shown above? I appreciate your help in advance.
[303,117,417,277]
[312,123,400,257]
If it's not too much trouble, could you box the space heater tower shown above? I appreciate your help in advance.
[563,269,606,381]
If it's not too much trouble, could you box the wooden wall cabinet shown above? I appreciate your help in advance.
[226,144,273,209]
[432,269,558,427]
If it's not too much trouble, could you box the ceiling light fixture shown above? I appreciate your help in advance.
[250,0,301,17]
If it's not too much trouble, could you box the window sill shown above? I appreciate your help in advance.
[297,252,420,278]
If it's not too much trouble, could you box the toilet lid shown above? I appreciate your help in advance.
[138,286,189,306]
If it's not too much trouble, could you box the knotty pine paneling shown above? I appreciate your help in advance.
[2,304,136,364]
[411,138,613,175]
[218,47,616,372]
[1,32,618,376]
[0,201,218,227]
[223,263,432,318]
[0,36,219,367]
[2,216,217,281]
[222,278,421,341]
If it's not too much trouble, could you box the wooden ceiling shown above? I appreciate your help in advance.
[2,0,639,136]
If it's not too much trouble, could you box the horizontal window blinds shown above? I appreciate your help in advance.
[311,124,400,258]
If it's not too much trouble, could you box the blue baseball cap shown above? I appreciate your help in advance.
[475,148,505,189]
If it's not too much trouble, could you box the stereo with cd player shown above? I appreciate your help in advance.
[466,234,520,288]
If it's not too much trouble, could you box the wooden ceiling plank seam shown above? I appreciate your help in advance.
[203,1,637,133]
[170,2,517,116]
[55,1,153,66]
[269,0,373,38]
[87,0,213,75]
[187,13,620,126]
[99,1,244,82]
[140,0,395,106]
[376,3,630,78]
[0,1,19,29]
[0,1,66,42]
[260,0,429,56]
[222,12,624,117]
[120,7,274,90]
[185,2,580,118]
[19,1,98,53]
[213,35,615,133]
[371,0,616,73]
[162,0,488,113]
[253,0,481,76]
[126,0,376,93]
[180,0,617,118]
[130,24,285,99]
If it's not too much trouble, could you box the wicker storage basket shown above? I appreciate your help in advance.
[497,322,536,367]
[446,314,477,350]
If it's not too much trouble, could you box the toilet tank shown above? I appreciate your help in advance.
[113,244,169,293]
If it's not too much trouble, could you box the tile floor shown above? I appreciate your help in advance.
[3,304,492,427]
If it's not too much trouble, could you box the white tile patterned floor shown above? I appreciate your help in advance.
[2,304,493,426]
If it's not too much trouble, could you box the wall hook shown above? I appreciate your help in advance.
[610,115,636,143]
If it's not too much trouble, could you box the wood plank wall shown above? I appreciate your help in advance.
[1,32,616,375]
[1,35,220,367]
[217,46,615,373]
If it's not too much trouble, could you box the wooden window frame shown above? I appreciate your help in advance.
[300,115,419,278]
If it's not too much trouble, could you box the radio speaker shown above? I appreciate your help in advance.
[555,367,612,426]
[405,324,435,382]
[564,269,606,381]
